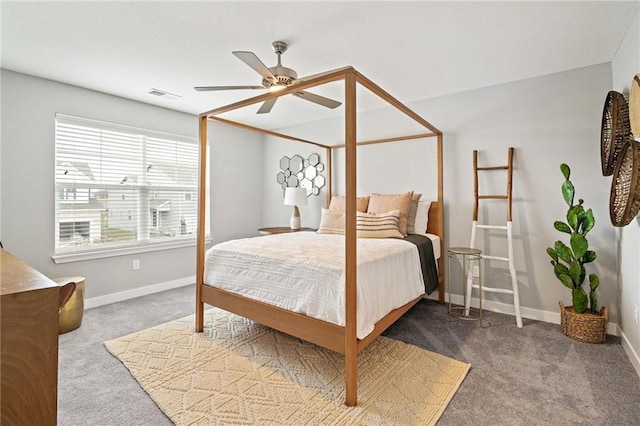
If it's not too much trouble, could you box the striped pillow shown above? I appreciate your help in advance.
[367,191,414,236]
[356,210,403,238]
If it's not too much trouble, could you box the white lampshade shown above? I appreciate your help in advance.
[283,187,308,206]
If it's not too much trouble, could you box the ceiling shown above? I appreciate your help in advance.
[2,1,639,129]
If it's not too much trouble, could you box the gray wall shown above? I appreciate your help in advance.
[260,110,439,228]
[261,136,327,228]
[0,70,263,299]
[612,9,640,367]
[262,63,617,324]
[419,63,616,321]
[207,120,264,244]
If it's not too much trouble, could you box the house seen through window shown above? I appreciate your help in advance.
[54,114,205,257]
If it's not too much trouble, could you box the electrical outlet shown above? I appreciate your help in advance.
[132,259,140,270]
[472,265,480,277]
[634,305,639,325]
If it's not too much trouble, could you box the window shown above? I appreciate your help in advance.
[59,221,90,241]
[54,114,206,261]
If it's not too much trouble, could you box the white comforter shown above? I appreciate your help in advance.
[204,232,425,339]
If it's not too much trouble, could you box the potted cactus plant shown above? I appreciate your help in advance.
[546,163,607,343]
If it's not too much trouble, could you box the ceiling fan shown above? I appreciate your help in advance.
[194,41,342,114]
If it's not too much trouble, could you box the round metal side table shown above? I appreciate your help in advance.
[447,247,483,325]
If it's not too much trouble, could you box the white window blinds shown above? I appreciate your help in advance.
[54,113,203,257]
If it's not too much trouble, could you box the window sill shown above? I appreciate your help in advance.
[52,238,211,264]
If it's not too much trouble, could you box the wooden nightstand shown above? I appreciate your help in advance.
[258,227,315,235]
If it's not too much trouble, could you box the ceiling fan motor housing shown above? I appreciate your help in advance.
[263,66,298,88]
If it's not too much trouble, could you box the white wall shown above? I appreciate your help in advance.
[612,9,640,372]
[0,70,263,300]
[262,63,616,325]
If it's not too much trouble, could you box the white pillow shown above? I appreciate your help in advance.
[413,200,431,235]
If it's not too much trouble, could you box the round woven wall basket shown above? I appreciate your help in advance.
[630,74,640,137]
[601,91,632,176]
[559,302,607,344]
[610,139,640,226]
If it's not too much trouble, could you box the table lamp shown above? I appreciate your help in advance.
[284,187,308,230]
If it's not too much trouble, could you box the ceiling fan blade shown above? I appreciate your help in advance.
[194,85,265,92]
[292,91,342,109]
[257,98,277,114]
[232,51,277,82]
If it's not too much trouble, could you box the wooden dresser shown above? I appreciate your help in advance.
[1,248,59,425]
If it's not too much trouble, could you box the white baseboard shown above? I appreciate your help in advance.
[85,276,195,309]
[425,293,620,336]
[621,331,640,377]
[84,278,622,339]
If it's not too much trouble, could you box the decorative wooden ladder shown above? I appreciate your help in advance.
[466,147,522,328]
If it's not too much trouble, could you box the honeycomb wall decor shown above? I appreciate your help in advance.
[276,153,325,196]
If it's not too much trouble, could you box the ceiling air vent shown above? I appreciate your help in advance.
[147,88,181,100]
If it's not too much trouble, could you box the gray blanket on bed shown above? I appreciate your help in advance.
[403,234,439,295]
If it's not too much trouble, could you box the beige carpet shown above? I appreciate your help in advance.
[105,308,470,425]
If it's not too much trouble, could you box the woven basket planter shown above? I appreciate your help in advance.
[559,302,608,344]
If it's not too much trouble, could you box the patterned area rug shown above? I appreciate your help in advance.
[105,309,470,425]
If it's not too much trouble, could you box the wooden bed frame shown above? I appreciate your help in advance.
[196,66,443,406]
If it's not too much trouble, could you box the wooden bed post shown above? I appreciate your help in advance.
[196,114,208,332]
[326,146,332,206]
[344,69,358,407]
[437,133,445,304]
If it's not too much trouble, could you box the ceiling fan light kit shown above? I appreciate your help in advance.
[195,41,342,114]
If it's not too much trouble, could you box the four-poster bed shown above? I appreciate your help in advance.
[196,66,443,406]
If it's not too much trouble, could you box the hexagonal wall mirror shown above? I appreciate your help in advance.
[304,166,317,180]
[290,155,304,173]
[309,153,320,166]
[278,153,326,196]
[279,156,290,171]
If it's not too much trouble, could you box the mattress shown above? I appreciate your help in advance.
[204,232,428,339]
